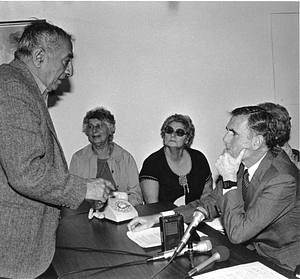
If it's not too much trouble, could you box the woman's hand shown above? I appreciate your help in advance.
[127,214,161,232]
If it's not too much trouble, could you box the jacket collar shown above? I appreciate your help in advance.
[83,142,124,162]
[10,59,41,94]
[9,59,58,138]
[239,148,279,182]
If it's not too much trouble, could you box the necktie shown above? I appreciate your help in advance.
[242,169,250,200]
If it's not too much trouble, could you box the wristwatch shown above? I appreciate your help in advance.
[222,180,237,189]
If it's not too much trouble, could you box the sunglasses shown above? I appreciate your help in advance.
[164,126,187,137]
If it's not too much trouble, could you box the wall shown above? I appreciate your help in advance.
[1,1,299,182]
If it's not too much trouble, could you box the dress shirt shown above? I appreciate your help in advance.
[246,152,267,182]
[223,152,267,195]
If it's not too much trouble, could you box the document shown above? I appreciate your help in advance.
[192,261,288,279]
[126,226,207,248]
[127,227,161,248]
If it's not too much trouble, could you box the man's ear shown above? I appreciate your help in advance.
[252,134,264,150]
[32,48,45,67]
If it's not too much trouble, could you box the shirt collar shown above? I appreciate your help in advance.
[25,65,49,102]
[246,152,268,181]
[85,143,123,162]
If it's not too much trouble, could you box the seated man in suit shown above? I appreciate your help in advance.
[128,106,300,273]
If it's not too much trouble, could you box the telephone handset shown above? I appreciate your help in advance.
[104,197,138,223]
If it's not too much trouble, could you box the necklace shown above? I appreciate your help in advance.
[179,175,189,195]
[165,149,192,196]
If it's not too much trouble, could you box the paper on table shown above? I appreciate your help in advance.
[127,227,161,248]
[204,217,225,234]
[126,225,208,248]
[191,261,288,279]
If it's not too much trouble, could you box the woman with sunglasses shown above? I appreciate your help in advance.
[139,113,213,205]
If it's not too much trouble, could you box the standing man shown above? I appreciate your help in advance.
[128,106,299,272]
[0,21,114,278]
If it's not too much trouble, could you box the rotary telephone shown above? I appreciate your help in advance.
[88,192,138,223]
[104,197,138,222]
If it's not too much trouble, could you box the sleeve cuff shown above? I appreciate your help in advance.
[223,187,237,195]
[160,210,176,217]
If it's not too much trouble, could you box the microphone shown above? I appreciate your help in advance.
[147,239,212,262]
[184,246,230,278]
[172,207,208,258]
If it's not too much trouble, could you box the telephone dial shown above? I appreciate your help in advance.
[104,197,138,222]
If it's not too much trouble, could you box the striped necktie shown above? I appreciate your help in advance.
[242,169,250,200]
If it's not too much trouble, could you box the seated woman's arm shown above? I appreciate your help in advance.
[127,183,143,206]
[123,152,144,206]
[140,179,160,204]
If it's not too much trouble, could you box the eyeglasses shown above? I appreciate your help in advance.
[164,126,187,137]
[87,121,108,132]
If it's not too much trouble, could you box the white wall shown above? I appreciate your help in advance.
[1,1,299,181]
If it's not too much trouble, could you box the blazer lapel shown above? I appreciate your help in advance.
[244,150,274,209]
[11,59,66,164]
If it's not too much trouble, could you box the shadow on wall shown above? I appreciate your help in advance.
[48,77,72,108]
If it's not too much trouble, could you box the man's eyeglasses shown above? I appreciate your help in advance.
[164,126,187,137]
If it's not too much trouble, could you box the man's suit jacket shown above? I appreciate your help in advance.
[176,148,299,272]
[0,59,87,278]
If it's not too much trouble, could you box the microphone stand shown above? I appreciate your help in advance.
[187,241,195,269]
[171,240,207,265]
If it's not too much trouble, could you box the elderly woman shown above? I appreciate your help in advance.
[69,107,143,206]
[258,102,299,169]
[140,113,212,205]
